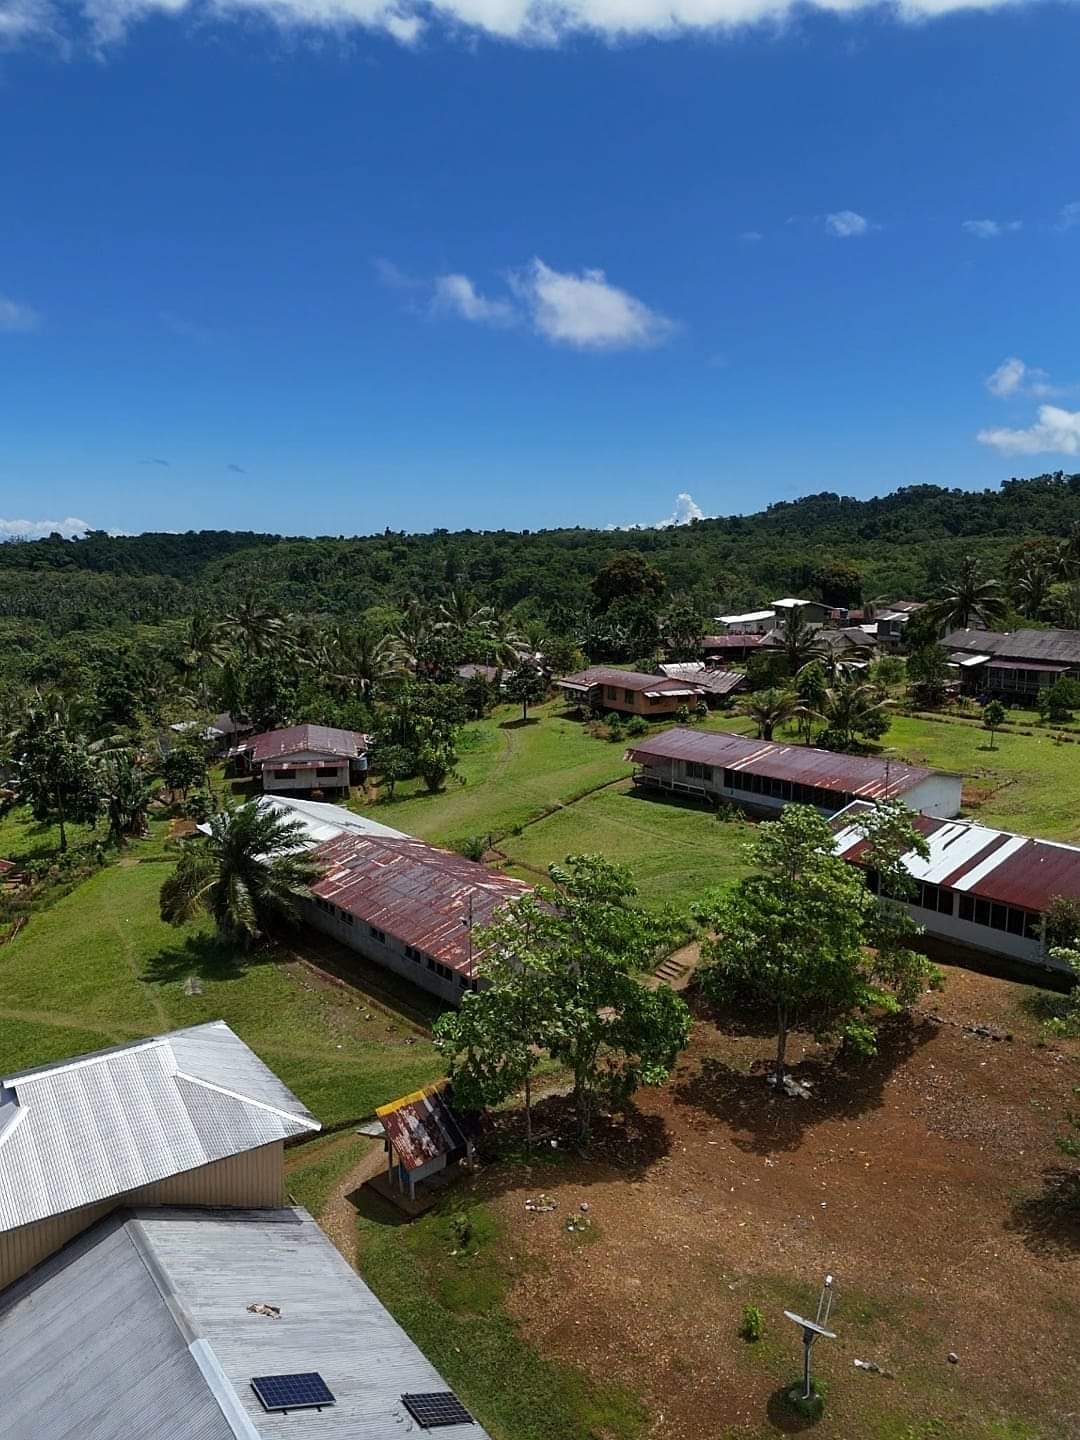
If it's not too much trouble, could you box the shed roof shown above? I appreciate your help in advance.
[254,793,408,847]
[555,667,704,696]
[377,1084,466,1172]
[832,802,1080,913]
[702,633,768,650]
[658,663,746,695]
[1,1206,490,1440]
[714,609,775,625]
[310,833,530,973]
[0,1022,318,1234]
[625,727,937,801]
[243,725,367,764]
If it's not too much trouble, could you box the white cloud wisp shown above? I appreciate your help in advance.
[978,406,1080,457]
[510,258,675,350]
[825,210,870,238]
[611,491,709,530]
[3,0,1063,53]
[432,273,516,326]
[0,294,40,332]
[962,219,1022,239]
[0,516,94,538]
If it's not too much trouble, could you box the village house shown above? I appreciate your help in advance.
[712,608,776,635]
[701,632,770,664]
[656,661,746,704]
[832,801,1080,977]
[232,723,369,796]
[625,727,963,818]
[554,666,706,717]
[0,1024,489,1440]
[376,1083,473,1205]
[943,627,1080,702]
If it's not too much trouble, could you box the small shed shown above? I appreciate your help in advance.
[376,1084,471,1202]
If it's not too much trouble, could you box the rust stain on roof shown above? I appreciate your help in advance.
[310,832,531,973]
[377,1083,466,1172]
[243,724,368,763]
[556,667,704,694]
[626,727,935,801]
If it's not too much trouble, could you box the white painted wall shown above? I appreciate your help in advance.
[903,774,963,818]
[899,899,1069,973]
[260,753,350,793]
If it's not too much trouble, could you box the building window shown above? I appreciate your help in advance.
[624,689,636,705]
[338,909,354,926]
[273,768,297,779]
[316,766,340,778]
[958,893,1040,939]
[369,925,386,943]
[685,762,714,782]
[405,944,423,963]
[606,686,618,699]
[648,694,666,706]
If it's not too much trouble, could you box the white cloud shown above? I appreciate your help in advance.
[431,273,516,327]
[1056,201,1080,232]
[962,219,1022,239]
[0,516,94,538]
[610,491,709,531]
[984,356,1061,399]
[510,258,674,350]
[978,405,1080,457]
[825,210,869,238]
[738,230,763,242]
[7,0,1056,54]
[0,295,40,332]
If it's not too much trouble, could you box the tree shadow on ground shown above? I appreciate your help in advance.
[142,931,260,985]
[473,1094,673,1198]
[1005,1168,1080,1258]
[672,1013,938,1155]
[498,716,539,729]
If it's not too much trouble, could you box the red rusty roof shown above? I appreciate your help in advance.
[702,633,768,649]
[556,667,704,694]
[244,724,367,763]
[833,801,1080,914]
[377,1083,466,1173]
[310,832,531,973]
[625,727,937,801]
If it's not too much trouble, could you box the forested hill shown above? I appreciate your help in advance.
[3,472,1080,632]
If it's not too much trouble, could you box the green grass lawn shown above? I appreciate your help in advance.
[0,850,442,1126]
[351,700,634,849]
[0,806,103,866]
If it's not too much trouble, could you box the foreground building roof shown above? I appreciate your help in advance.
[0,1023,318,1234]
[833,802,1080,914]
[1,1205,489,1440]
[377,1083,467,1173]
[255,793,408,847]
[242,725,368,764]
[625,727,938,803]
[311,832,531,973]
[943,627,1080,666]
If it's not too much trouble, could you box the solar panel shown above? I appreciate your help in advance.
[251,1373,336,1413]
[401,1391,475,1428]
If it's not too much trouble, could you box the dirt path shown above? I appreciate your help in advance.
[318,1140,386,1261]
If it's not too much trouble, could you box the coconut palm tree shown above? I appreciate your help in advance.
[813,677,892,751]
[224,592,291,661]
[1058,521,1080,582]
[928,556,1007,632]
[485,608,529,669]
[772,605,828,675]
[159,801,323,947]
[388,599,439,674]
[1011,558,1051,620]
[742,688,799,742]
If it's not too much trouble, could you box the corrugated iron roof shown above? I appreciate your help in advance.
[556,667,704,694]
[0,1022,319,1234]
[1,1206,492,1440]
[702,633,768,649]
[943,628,1080,666]
[625,727,936,801]
[658,664,746,695]
[377,1084,466,1172]
[311,833,530,973]
[832,801,1080,913]
[244,725,367,764]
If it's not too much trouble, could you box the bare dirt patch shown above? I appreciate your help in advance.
[463,967,1080,1439]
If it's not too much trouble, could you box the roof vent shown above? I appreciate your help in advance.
[251,1373,335,1413]
[401,1391,476,1428]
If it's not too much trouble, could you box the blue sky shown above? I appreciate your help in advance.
[1,0,1078,537]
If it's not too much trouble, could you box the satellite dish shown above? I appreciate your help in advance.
[784,1311,837,1341]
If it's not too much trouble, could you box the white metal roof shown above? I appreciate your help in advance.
[772,597,814,608]
[0,1022,319,1234]
[2,1206,492,1440]
[714,609,775,625]
[255,793,408,847]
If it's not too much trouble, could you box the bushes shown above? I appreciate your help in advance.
[738,1304,763,1342]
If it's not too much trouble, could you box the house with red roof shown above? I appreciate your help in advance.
[233,724,369,797]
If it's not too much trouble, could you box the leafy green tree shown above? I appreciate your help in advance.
[794,662,827,743]
[1011,558,1052,619]
[9,698,100,851]
[159,800,321,946]
[1037,677,1080,724]
[772,605,827,676]
[695,808,875,1087]
[504,662,547,721]
[1046,580,1080,631]
[414,718,461,793]
[812,560,863,608]
[541,633,583,677]
[461,672,495,721]
[982,699,1006,749]
[373,742,414,799]
[661,596,705,661]
[591,551,667,611]
[929,555,1007,632]
[161,744,205,800]
[907,643,951,708]
[434,905,556,1148]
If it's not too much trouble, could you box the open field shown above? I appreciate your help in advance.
[0,847,442,1125]
[344,969,1080,1440]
